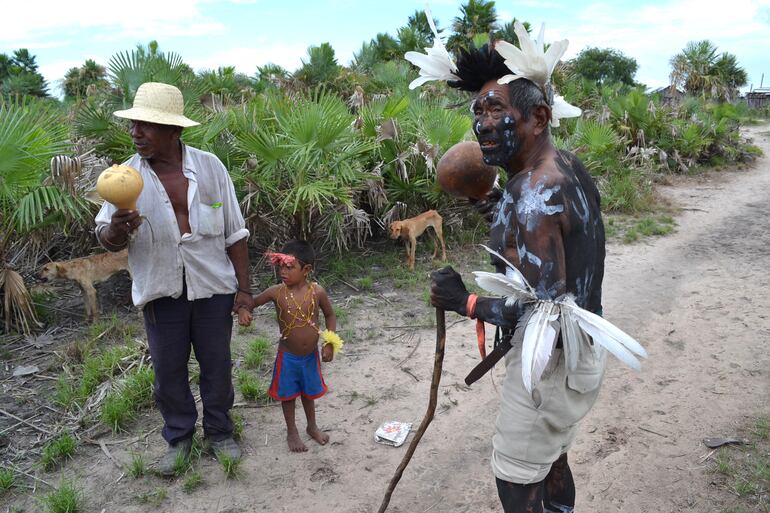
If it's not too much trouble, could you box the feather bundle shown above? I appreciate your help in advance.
[479,245,535,295]
[492,22,581,126]
[472,246,647,386]
[472,271,536,304]
[404,7,459,89]
[520,302,560,392]
[560,299,647,370]
[494,22,566,90]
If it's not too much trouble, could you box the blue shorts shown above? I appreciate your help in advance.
[268,349,328,401]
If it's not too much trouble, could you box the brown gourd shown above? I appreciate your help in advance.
[96,164,143,210]
[436,141,498,200]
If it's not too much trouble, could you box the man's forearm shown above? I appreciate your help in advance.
[226,238,251,292]
[474,296,524,328]
[97,225,128,252]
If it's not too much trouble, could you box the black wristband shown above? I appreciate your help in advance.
[237,288,252,295]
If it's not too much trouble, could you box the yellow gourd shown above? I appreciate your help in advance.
[96,164,143,210]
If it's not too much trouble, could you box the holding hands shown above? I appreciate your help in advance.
[235,291,254,326]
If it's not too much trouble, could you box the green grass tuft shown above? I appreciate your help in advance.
[0,468,15,493]
[40,433,77,471]
[137,487,167,506]
[237,370,268,402]
[100,367,154,431]
[357,276,373,291]
[127,452,146,478]
[232,412,245,440]
[216,452,242,479]
[753,417,769,440]
[244,337,271,369]
[182,470,204,493]
[39,480,82,513]
[88,313,138,343]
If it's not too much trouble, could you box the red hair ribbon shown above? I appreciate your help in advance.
[265,252,297,267]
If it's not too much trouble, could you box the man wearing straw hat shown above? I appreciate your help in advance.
[95,82,251,475]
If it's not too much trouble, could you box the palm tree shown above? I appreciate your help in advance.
[494,20,531,46]
[63,59,108,101]
[0,98,89,333]
[669,40,746,100]
[232,91,377,250]
[0,49,48,98]
[712,53,747,100]
[295,43,341,88]
[448,0,498,51]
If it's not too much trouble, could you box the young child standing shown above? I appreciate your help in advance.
[237,240,342,452]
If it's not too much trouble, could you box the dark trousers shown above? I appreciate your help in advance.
[143,292,235,445]
[496,454,575,513]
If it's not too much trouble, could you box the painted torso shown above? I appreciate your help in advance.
[489,150,605,313]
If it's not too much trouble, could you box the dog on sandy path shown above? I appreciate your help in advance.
[389,210,447,270]
[39,249,129,322]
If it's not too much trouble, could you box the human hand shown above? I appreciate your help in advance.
[430,266,469,315]
[237,307,252,326]
[103,209,142,247]
[109,208,142,236]
[469,187,503,224]
[233,291,253,315]
[321,343,334,362]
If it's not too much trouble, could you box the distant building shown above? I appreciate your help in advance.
[651,86,686,106]
[746,87,770,109]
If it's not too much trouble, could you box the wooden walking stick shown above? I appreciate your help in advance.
[377,308,446,513]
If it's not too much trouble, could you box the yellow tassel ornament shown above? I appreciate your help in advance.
[320,330,344,355]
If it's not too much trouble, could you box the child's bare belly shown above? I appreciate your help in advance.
[278,325,319,356]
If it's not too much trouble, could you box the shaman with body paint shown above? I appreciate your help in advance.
[428,43,606,513]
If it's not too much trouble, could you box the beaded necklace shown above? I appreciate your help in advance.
[276,282,317,340]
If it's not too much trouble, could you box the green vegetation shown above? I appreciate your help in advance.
[38,481,82,513]
[237,370,269,403]
[244,337,271,369]
[232,412,245,440]
[2,3,764,336]
[0,468,15,493]
[137,487,167,506]
[708,416,770,510]
[216,452,242,479]
[127,452,147,478]
[182,470,204,493]
[40,433,77,471]
[88,314,138,343]
[100,366,154,431]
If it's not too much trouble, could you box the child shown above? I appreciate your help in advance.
[237,240,341,452]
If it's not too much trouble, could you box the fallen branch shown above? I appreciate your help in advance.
[0,408,53,435]
[378,308,446,513]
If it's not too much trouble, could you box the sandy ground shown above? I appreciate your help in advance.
[6,126,770,513]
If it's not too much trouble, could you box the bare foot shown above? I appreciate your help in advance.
[307,425,329,446]
[287,431,307,452]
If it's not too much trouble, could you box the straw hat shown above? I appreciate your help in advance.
[113,82,200,127]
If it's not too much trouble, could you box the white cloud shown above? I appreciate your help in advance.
[546,0,770,89]
[0,0,224,44]
[188,44,308,75]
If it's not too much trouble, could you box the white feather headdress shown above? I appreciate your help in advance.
[403,7,460,90]
[493,22,581,127]
[472,245,647,393]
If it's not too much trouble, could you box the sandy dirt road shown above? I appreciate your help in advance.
[10,127,769,513]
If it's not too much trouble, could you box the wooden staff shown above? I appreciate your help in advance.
[377,308,446,513]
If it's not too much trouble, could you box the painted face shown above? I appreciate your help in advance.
[129,120,179,158]
[278,258,310,286]
[472,81,521,166]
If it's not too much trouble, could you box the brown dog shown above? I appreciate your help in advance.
[39,249,129,321]
[389,210,447,270]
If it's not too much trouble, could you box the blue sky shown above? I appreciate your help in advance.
[4,0,770,96]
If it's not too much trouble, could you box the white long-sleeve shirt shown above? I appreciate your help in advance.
[95,145,249,308]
